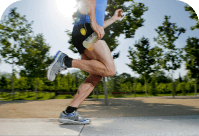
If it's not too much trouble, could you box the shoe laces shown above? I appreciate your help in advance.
[54,61,67,75]
[55,67,66,75]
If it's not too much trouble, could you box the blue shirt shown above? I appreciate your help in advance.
[74,0,107,27]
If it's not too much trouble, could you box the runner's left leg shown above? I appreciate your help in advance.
[68,53,102,108]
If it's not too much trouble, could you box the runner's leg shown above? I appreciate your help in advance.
[72,40,116,77]
[68,53,102,108]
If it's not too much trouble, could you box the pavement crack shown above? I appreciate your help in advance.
[79,124,85,136]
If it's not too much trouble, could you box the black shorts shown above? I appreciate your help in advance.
[72,23,105,55]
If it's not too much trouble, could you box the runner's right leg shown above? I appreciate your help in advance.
[71,40,116,77]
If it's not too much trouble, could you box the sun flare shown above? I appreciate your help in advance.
[55,0,77,18]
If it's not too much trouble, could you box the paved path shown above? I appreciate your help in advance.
[0,115,199,136]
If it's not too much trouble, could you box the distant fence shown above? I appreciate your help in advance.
[112,92,131,95]
[0,90,76,96]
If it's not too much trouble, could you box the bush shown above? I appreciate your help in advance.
[176,82,186,95]
[185,81,194,93]
[136,83,143,93]
[149,78,158,96]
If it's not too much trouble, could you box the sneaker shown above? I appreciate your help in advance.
[59,110,91,125]
[47,51,67,82]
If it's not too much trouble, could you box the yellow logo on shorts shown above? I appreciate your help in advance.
[80,28,86,36]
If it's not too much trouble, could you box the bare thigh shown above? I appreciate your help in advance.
[81,53,102,87]
[83,40,116,76]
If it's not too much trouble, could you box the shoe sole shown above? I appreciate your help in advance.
[47,51,62,82]
[59,118,90,125]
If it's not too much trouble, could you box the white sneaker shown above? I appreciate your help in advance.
[59,110,91,124]
[47,50,67,82]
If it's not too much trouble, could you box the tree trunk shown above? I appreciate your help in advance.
[35,79,37,100]
[134,77,136,97]
[12,62,14,101]
[144,74,147,97]
[96,85,99,100]
[195,78,198,96]
[93,87,95,100]
[103,77,108,105]
[172,70,175,98]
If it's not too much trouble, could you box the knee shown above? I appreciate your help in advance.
[110,69,116,77]
[104,67,116,77]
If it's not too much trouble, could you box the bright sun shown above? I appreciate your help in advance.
[55,0,78,18]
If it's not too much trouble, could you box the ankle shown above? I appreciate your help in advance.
[63,56,73,68]
[66,106,78,113]
[71,59,77,68]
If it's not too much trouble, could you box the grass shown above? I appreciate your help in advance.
[0,91,198,101]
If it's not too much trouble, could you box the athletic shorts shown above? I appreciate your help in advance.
[72,23,105,55]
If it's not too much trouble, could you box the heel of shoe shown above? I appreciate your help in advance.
[54,50,61,60]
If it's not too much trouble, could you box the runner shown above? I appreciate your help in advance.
[47,0,123,124]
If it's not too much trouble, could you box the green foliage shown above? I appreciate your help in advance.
[157,83,167,94]
[0,7,33,65]
[176,82,186,95]
[0,76,8,89]
[154,16,186,71]
[181,37,199,79]
[32,78,44,91]
[126,37,157,77]
[52,72,77,92]
[112,72,122,92]
[136,82,143,93]
[178,73,182,82]
[166,83,172,93]
[126,36,162,96]
[149,77,158,96]
[120,81,132,92]
[0,70,197,98]
[15,77,29,90]
[18,34,51,79]
[156,82,173,94]
[5,73,17,90]
[184,4,199,30]
[185,81,195,93]
[0,8,51,97]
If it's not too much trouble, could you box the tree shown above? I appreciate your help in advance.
[176,82,186,96]
[15,76,29,98]
[0,7,33,101]
[154,15,186,98]
[136,82,143,93]
[150,71,171,84]
[181,37,199,96]
[0,76,8,89]
[184,4,199,30]
[149,77,158,96]
[182,75,189,83]
[18,34,51,100]
[178,73,182,83]
[126,37,161,97]
[66,0,148,105]
[185,80,194,93]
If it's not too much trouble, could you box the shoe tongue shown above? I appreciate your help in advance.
[61,63,65,68]
[63,110,76,115]
[63,111,67,114]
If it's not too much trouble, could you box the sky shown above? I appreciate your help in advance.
[0,0,199,80]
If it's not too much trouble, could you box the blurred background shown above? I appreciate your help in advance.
[0,0,199,101]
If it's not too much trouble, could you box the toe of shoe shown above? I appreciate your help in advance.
[85,119,91,124]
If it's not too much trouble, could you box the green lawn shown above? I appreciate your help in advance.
[0,91,198,101]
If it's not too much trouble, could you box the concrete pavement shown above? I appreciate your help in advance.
[0,115,199,136]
